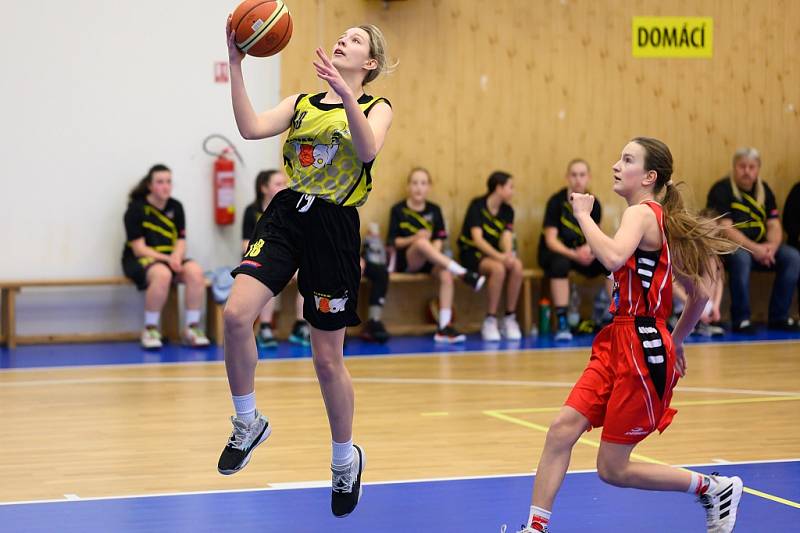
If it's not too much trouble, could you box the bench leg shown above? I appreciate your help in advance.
[520,278,532,336]
[206,287,224,347]
[1,288,17,349]
[162,286,181,343]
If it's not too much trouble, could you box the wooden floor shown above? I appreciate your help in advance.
[1,342,799,503]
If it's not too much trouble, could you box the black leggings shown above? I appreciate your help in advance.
[363,261,389,306]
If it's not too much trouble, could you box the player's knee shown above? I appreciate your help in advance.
[147,264,172,287]
[545,414,582,448]
[223,300,255,333]
[510,258,524,275]
[438,269,454,284]
[313,352,344,382]
[487,261,506,281]
[596,459,628,487]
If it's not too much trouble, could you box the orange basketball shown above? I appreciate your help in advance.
[231,0,293,58]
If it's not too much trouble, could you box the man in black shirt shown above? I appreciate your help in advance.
[706,148,800,332]
[538,159,609,340]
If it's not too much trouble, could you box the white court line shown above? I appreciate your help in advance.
[2,337,799,374]
[63,494,80,501]
[1,457,797,507]
[0,374,798,397]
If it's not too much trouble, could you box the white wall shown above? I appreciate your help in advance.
[0,1,283,335]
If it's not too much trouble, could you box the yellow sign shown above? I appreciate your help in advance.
[632,17,713,58]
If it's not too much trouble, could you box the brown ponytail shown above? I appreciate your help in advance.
[632,137,737,283]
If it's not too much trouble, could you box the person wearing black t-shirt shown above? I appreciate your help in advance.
[122,164,210,349]
[458,171,524,341]
[539,159,610,341]
[387,168,485,343]
[242,170,308,348]
[706,147,800,332]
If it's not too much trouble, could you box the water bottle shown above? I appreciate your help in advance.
[593,286,611,324]
[364,222,386,265]
[539,297,552,334]
[567,283,581,327]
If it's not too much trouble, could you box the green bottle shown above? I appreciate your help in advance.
[539,297,552,334]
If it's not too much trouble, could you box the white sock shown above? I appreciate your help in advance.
[232,391,257,424]
[332,439,354,466]
[144,311,160,328]
[528,505,551,528]
[447,260,467,276]
[439,308,452,329]
[185,309,201,327]
[368,305,382,321]
[687,472,717,495]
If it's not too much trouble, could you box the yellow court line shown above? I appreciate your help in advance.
[484,409,800,509]
[493,395,800,415]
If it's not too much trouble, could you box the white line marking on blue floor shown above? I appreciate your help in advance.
[1,458,796,508]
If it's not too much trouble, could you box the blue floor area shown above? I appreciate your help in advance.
[3,326,800,370]
[1,461,796,532]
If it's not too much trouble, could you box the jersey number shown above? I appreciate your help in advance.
[245,239,265,258]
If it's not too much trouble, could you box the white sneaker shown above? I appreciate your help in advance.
[482,316,501,341]
[502,314,523,340]
[555,328,573,341]
[184,325,210,347]
[140,327,163,349]
[699,474,743,533]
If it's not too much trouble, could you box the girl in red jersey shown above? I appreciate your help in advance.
[515,138,741,533]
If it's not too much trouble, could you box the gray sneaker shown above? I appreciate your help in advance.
[217,411,271,475]
[331,444,366,517]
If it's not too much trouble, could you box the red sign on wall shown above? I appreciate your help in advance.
[215,62,229,83]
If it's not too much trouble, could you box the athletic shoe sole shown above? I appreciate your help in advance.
[334,444,366,518]
[434,334,466,343]
[217,423,272,475]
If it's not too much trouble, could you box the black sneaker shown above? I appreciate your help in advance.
[768,318,800,332]
[331,444,365,517]
[434,325,466,343]
[217,411,271,475]
[360,319,390,343]
[732,319,757,334]
[289,320,311,346]
[462,270,486,291]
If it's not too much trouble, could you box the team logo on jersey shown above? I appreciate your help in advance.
[624,427,649,436]
[292,110,307,130]
[294,130,346,169]
[314,290,349,314]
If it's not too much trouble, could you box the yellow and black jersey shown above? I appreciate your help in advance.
[387,200,447,244]
[282,92,391,207]
[539,187,602,251]
[707,177,778,243]
[458,195,514,253]
[122,198,185,264]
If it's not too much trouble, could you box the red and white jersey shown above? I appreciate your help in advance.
[610,201,672,321]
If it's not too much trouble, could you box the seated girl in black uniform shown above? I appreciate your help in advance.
[538,159,610,341]
[242,170,309,347]
[387,167,485,343]
[122,164,210,349]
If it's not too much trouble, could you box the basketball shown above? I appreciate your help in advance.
[231,0,292,57]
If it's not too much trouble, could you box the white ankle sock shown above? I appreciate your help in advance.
[528,505,551,528]
[439,308,452,329]
[185,309,201,327]
[687,472,717,495]
[144,311,160,328]
[332,439,354,466]
[447,260,467,276]
[232,391,257,424]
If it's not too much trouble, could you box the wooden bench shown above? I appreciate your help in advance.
[1,269,545,349]
[0,277,210,349]
[205,269,543,346]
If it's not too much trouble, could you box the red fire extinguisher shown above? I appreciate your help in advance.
[204,134,243,226]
